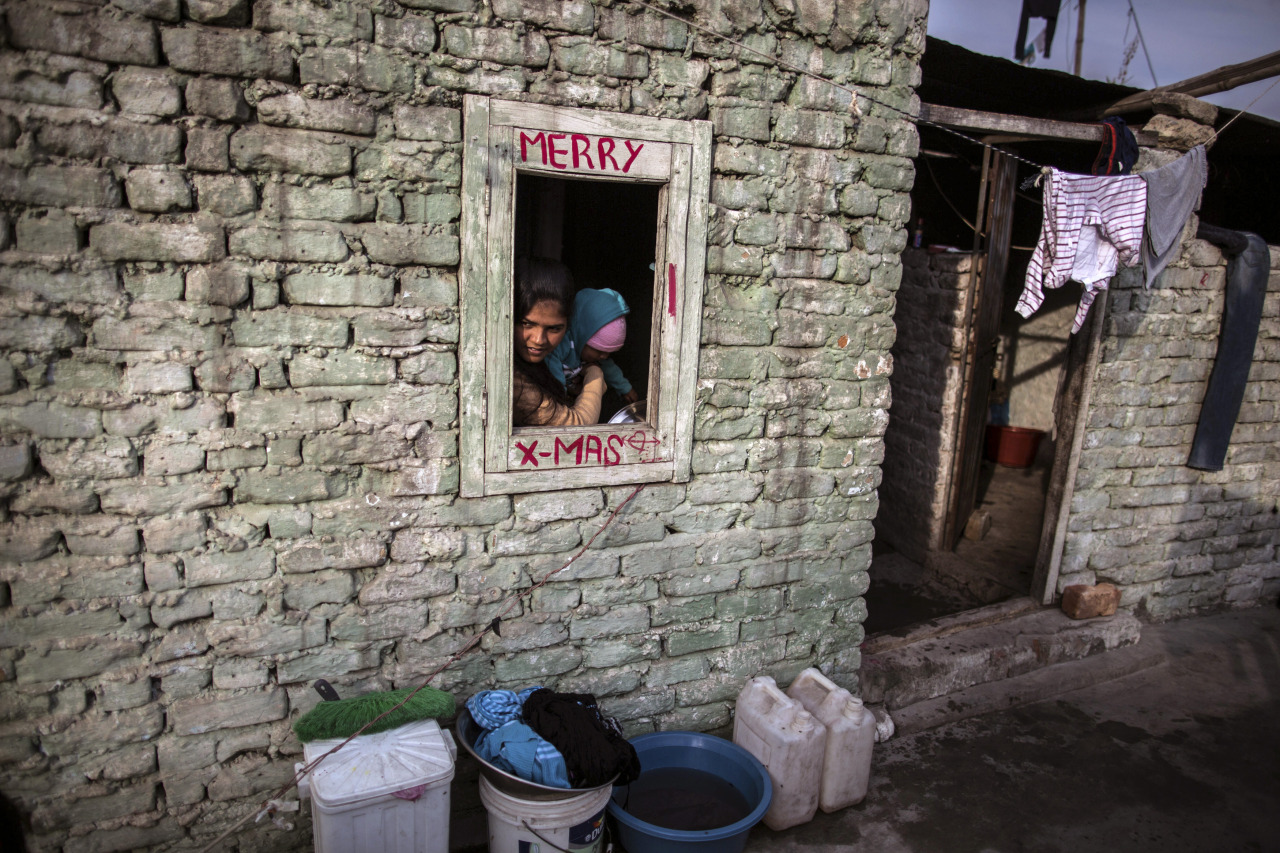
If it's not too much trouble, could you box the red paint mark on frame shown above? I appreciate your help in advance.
[668,263,677,319]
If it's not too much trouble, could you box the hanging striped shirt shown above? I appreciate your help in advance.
[1017,168,1147,333]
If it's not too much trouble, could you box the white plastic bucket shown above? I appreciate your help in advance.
[479,775,611,853]
[299,719,456,853]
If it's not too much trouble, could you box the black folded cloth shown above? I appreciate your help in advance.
[522,689,641,787]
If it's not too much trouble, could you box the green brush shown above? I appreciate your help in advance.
[293,686,456,743]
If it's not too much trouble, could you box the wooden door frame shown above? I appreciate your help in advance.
[922,104,1118,605]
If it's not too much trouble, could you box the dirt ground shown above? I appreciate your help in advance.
[749,604,1280,853]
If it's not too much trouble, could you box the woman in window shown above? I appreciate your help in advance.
[512,259,606,427]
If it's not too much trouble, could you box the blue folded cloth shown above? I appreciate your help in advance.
[466,687,541,730]
[474,720,571,789]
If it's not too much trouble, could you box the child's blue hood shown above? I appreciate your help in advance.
[569,288,630,349]
[544,288,631,388]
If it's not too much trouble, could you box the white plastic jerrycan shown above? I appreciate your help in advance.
[786,667,876,812]
[733,675,827,831]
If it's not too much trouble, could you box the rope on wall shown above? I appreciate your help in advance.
[197,484,648,852]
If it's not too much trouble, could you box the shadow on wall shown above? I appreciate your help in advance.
[876,248,969,564]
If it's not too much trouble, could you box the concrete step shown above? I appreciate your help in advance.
[860,600,1143,711]
[890,640,1167,735]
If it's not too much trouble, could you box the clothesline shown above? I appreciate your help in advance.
[622,0,1271,180]
[622,0,1048,172]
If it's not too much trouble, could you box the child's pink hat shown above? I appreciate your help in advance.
[586,317,627,353]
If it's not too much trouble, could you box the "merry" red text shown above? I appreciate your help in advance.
[519,131,646,174]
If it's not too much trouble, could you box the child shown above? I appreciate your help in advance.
[545,288,640,405]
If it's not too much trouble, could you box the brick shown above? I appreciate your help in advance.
[115,0,182,19]
[0,165,119,208]
[228,224,349,262]
[91,318,222,351]
[263,184,375,222]
[596,5,688,48]
[354,142,462,183]
[279,539,385,573]
[230,126,351,176]
[254,0,373,38]
[11,484,98,515]
[170,688,287,735]
[0,444,33,482]
[231,311,349,347]
[393,105,462,142]
[8,8,159,65]
[289,352,395,386]
[187,0,250,25]
[186,77,250,122]
[399,270,457,306]
[376,14,438,54]
[361,224,460,266]
[103,396,223,438]
[18,641,137,687]
[124,362,193,393]
[185,265,250,306]
[257,93,376,136]
[711,106,772,142]
[352,312,445,346]
[349,386,457,426]
[99,479,226,515]
[39,119,184,165]
[186,127,231,171]
[299,45,414,93]
[0,58,103,109]
[112,67,182,116]
[161,26,294,80]
[232,397,345,433]
[331,603,427,641]
[492,0,594,32]
[125,168,192,212]
[442,25,550,67]
[1061,583,1121,620]
[193,174,257,216]
[15,209,82,254]
[1,402,101,439]
[91,222,225,263]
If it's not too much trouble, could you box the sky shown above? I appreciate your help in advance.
[926,0,1280,123]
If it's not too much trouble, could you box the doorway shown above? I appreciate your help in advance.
[867,127,1098,636]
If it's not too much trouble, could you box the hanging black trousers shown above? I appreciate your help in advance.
[1187,232,1270,471]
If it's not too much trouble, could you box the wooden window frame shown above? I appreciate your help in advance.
[459,96,711,497]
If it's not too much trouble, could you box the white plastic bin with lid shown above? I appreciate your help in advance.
[786,667,876,812]
[732,675,827,831]
[298,718,456,853]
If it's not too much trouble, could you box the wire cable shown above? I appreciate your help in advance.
[1126,0,1159,87]
[1208,75,1280,143]
[623,0,1050,172]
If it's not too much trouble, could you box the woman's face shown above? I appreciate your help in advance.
[515,299,568,364]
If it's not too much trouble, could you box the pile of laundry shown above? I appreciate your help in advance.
[465,687,641,789]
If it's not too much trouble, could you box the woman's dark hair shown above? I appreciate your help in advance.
[515,257,575,322]
[512,258,574,425]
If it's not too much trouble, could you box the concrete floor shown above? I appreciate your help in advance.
[865,460,1050,637]
[745,603,1280,853]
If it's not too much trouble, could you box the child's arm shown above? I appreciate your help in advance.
[600,358,639,402]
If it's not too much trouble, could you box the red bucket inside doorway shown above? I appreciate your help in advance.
[984,425,1045,468]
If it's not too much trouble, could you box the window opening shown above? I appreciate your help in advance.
[514,173,660,425]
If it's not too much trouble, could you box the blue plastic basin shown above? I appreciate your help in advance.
[608,732,772,853]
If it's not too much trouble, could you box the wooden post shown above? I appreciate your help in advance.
[1073,0,1086,77]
